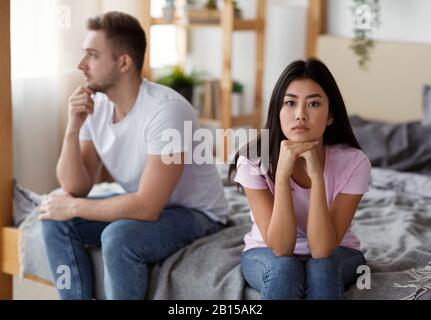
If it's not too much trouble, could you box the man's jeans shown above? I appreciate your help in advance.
[41,197,224,300]
[240,246,366,300]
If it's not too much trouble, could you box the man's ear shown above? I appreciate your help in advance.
[119,54,133,73]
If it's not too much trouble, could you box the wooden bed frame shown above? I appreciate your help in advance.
[0,0,326,299]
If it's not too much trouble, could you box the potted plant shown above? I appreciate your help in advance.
[205,0,241,18]
[350,0,380,68]
[162,0,176,23]
[206,0,217,10]
[156,65,200,104]
[185,0,220,23]
[232,80,244,116]
[233,0,242,18]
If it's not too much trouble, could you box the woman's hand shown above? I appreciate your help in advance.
[299,146,323,181]
[276,140,319,181]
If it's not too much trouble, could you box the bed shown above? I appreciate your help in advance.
[10,164,431,300]
[2,0,431,300]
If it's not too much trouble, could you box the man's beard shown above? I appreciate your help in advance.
[87,70,118,93]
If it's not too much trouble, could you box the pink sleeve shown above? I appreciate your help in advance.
[234,156,269,190]
[340,154,371,195]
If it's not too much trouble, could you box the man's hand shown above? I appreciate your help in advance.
[38,193,78,221]
[66,86,95,134]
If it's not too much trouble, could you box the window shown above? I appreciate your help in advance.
[11,0,60,78]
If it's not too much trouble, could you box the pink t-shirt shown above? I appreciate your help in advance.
[234,144,371,254]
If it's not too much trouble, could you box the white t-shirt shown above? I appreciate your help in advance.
[79,80,229,224]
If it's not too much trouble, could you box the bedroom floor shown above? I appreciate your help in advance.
[13,276,58,300]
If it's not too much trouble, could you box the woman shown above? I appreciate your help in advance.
[230,58,371,300]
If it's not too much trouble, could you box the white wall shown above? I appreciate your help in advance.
[328,0,431,44]
[263,0,307,119]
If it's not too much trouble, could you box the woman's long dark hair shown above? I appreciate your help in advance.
[229,58,361,183]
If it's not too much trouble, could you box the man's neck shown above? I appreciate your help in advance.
[106,76,142,123]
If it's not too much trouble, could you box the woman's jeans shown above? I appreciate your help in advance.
[240,246,366,300]
[41,196,224,300]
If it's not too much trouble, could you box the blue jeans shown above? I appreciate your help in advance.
[240,246,366,300]
[41,198,224,300]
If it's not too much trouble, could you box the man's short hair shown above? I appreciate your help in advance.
[87,11,147,75]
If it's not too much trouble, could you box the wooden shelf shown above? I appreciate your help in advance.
[199,117,220,126]
[150,17,260,31]
[233,19,260,31]
[200,113,260,128]
[143,0,265,160]
[150,17,180,25]
[232,113,261,127]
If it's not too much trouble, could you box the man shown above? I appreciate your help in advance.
[40,11,229,300]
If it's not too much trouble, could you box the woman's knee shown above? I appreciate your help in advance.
[262,256,304,299]
[268,255,301,269]
[306,247,361,275]
[265,256,303,279]
[242,249,303,277]
[306,255,340,284]
[305,254,346,299]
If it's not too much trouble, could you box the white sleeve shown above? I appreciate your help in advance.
[79,118,92,141]
[145,101,196,155]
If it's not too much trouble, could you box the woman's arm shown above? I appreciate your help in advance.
[307,183,363,258]
[303,148,364,258]
[244,182,297,256]
[306,177,336,258]
[242,140,319,256]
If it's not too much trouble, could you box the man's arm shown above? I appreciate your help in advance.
[57,137,102,198]
[57,86,100,197]
[40,154,184,222]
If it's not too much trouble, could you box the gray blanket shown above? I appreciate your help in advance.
[350,116,431,175]
[15,168,431,300]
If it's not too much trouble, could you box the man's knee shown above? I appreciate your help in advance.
[101,220,145,259]
[41,220,68,242]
